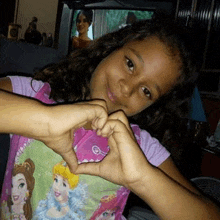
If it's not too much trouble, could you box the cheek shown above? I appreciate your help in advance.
[52,182,57,190]
[61,188,69,198]
[86,23,89,28]
[20,189,26,198]
[12,185,27,195]
[11,186,16,194]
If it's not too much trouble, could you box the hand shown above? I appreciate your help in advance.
[75,111,150,189]
[0,84,108,174]
[40,100,108,173]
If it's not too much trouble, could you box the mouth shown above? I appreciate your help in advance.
[13,195,19,201]
[107,88,116,103]
[54,191,61,197]
[77,27,84,31]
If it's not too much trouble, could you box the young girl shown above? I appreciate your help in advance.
[0,18,220,219]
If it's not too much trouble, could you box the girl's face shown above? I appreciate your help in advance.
[76,13,90,35]
[11,173,28,205]
[90,37,181,117]
[52,174,70,204]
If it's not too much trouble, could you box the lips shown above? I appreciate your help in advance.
[107,88,116,103]
[54,191,61,197]
[13,195,19,201]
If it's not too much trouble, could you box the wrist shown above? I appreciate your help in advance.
[31,104,51,139]
[126,164,157,199]
[20,102,51,140]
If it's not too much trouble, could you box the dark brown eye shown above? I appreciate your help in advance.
[141,86,151,98]
[19,182,25,189]
[126,58,134,72]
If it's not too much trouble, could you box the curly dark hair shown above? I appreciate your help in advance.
[33,16,200,142]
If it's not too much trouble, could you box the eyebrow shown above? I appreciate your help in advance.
[154,83,162,98]
[63,179,68,183]
[128,47,144,64]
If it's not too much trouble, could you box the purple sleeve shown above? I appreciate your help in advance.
[8,76,44,97]
[140,129,170,167]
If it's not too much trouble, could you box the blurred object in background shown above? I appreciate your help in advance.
[24,16,42,45]
[47,33,54,47]
[41,32,48,46]
[119,12,138,29]
[126,12,137,25]
[214,120,220,143]
[7,23,21,40]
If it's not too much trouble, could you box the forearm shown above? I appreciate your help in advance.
[0,89,50,139]
[129,166,220,220]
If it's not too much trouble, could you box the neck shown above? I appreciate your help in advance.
[78,32,90,40]
[12,203,24,214]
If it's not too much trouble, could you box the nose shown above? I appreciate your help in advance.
[119,79,134,97]
[53,180,60,190]
[54,183,58,190]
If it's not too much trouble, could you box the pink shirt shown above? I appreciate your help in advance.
[0,76,170,220]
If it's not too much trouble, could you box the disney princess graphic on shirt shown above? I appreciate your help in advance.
[1,158,35,220]
[90,194,119,220]
[33,161,87,220]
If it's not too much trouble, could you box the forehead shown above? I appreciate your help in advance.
[78,13,86,19]
[13,173,26,182]
[55,173,62,179]
[124,36,173,56]
[55,174,67,181]
[127,36,180,64]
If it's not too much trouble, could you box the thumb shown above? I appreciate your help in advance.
[75,162,100,176]
[61,148,79,173]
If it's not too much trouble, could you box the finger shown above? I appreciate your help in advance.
[101,120,137,151]
[103,121,146,174]
[61,147,79,173]
[77,99,108,115]
[97,119,128,143]
[96,120,114,138]
[108,111,134,138]
[88,105,108,130]
[109,110,127,122]
[84,100,108,129]
[88,99,108,112]
[73,102,108,130]
[75,161,100,176]
[91,117,101,131]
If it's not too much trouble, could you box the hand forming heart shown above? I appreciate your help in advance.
[39,100,109,173]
